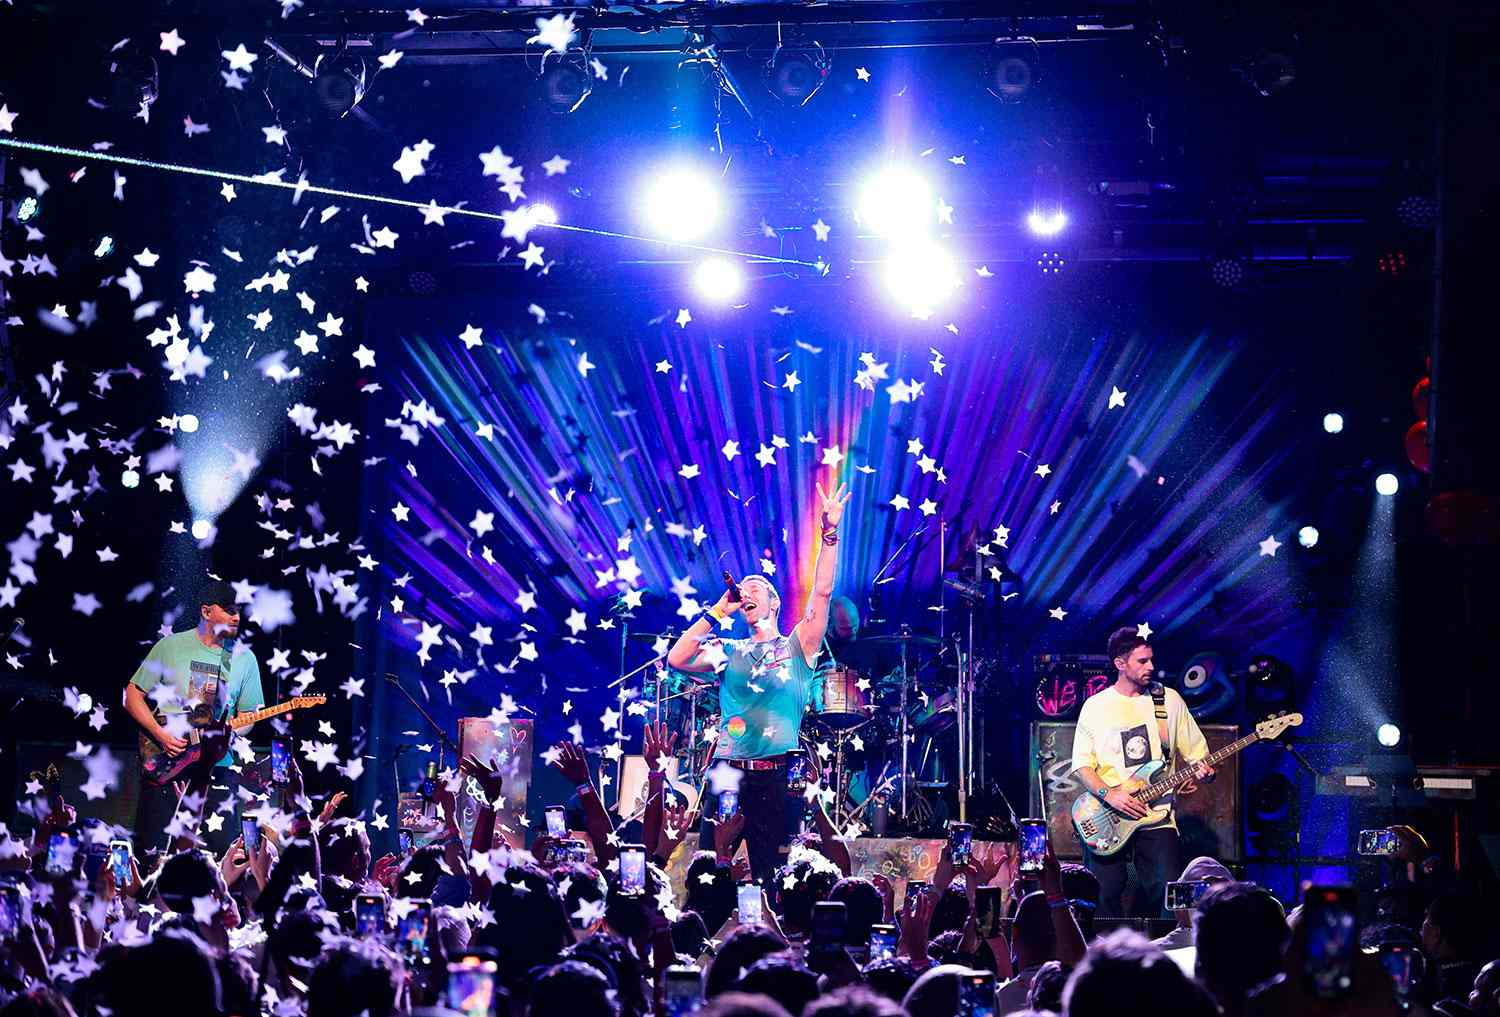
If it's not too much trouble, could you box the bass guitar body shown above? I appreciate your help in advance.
[1070,759,1174,857]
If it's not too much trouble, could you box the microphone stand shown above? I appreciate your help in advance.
[383,673,459,772]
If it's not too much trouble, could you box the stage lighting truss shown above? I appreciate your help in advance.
[986,37,1041,104]
[90,43,160,116]
[763,38,831,107]
[541,53,594,114]
[1245,653,1295,709]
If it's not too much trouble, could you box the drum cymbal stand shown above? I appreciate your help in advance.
[826,718,871,830]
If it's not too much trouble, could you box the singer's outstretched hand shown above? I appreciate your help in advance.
[817,481,852,530]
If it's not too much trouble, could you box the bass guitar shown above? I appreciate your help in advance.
[1071,711,1301,857]
[138,695,327,787]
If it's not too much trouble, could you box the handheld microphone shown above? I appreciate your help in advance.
[721,570,741,603]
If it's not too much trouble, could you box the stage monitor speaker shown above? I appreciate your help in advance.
[457,717,533,850]
[1030,721,1242,862]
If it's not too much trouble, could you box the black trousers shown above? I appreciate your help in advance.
[133,768,242,859]
[700,765,795,885]
[1083,824,1181,920]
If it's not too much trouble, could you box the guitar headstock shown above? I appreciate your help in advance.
[1255,711,1303,741]
[293,695,327,708]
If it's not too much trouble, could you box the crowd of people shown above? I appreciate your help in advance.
[0,732,1494,1017]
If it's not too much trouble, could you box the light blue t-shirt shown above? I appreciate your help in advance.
[714,629,822,759]
[130,629,265,767]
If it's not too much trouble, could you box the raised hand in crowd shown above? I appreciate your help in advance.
[553,740,592,786]
[642,720,678,769]
[897,882,938,968]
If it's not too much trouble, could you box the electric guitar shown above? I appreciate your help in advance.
[1071,712,1301,857]
[137,695,327,787]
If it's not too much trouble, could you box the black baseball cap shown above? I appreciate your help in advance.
[196,580,237,611]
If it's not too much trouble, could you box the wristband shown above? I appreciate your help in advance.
[1094,786,1110,801]
[707,605,727,622]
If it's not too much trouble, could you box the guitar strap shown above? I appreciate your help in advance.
[1149,682,1172,763]
[215,638,238,722]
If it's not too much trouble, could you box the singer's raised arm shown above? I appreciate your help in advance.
[796,482,850,661]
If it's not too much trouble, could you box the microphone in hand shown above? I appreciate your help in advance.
[721,570,741,603]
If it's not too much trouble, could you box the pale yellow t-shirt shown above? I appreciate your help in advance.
[1070,684,1209,831]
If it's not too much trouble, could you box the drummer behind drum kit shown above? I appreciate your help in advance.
[642,624,995,838]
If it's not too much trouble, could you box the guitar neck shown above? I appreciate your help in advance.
[228,700,308,729]
[1136,732,1261,803]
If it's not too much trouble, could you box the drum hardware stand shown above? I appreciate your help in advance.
[824,718,873,830]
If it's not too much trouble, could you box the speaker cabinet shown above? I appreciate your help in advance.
[1029,721,1242,862]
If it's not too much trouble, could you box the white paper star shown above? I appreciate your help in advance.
[1108,386,1127,410]
[542,154,571,176]
[1035,463,1052,479]
[811,218,831,242]
[890,493,910,511]
[159,29,185,55]
[1136,622,1154,640]
[1258,535,1282,557]
[221,43,258,72]
[529,13,578,54]
[1049,606,1068,620]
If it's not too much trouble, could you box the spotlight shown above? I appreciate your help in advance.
[178,413,200,434]
[527,203,559,227]
[1036,250,1066,275]
[1375,472,1399,496]
[311,51,367,118]
[1322,412,1344,434]
[1396,195,1437,231]
[1298,525,1320,548]
[764,44,830,106]
[985,39,1040,103]
[1209,254,1247,289]
[1376,723,1402,748]
[121,469,140,489]
[857,167,934,239]
[643,167,723,243]
[540,56,593,114]
[1026,208,1068,238]
[16,196,40,223]
[1376,250,1408,278]
[1247,50,1296,97]
[191,519,213,540]
[883,240,961,316]
[1246,653,1295,709]
[693,258,744,304]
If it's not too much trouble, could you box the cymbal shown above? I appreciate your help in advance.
[859,631,941,645]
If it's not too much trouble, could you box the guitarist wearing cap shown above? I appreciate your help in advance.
[123,580,265,854]
[1070,626,1214,920]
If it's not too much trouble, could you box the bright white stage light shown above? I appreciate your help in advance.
[1376,723,1402,748]
[527,203,558,226]
[857,167,934,238]
[1298,525,1320,548]
[1375,472,1399,496]
[121,469,140,489]
[191,519,212,540]
[1323,412,1344,434]
[884,241,961,316]
[1026,206,1068,237]
[693,258,744,303]
[178,413,200,433]
[643,167,722,242]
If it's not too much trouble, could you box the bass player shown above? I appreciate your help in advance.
[1070,626,1214,919]
[123,580,264,855]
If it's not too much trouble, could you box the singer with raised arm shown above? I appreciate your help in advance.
[667,481,851,883]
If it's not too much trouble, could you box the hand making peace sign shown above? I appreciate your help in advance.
[817,481,852,531]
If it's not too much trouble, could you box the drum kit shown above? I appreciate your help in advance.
[621,519,1019,837]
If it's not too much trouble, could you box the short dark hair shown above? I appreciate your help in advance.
[1194,881,1289,1000]
[1063,929,1217,1017]
[804,984,907,1017]
[155,849,219,913]
[736,955,819,1017]
[196,579,237,611]
[306,939,403,1017]
[531,960,619,1017]
[1027,960,1069,1012]
[1106,627,1149,666]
